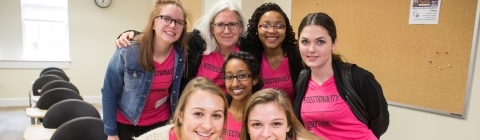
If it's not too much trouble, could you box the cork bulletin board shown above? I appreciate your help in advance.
[291,0,479,117]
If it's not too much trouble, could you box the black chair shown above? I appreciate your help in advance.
[40,70,69,81]
[39,67,65,77]
[32,75,64,96]
[42,99,100,128]
[36,88,82,110]
[41,80,79,95]
[50,117,107,140]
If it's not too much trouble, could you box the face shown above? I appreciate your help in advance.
[153,4,185,44]
[179,90,226,140]
[211,10,242,50]
[298,25,337,69]
[247,102,290,140]
[257,11,286,50]
[224,59,257,101]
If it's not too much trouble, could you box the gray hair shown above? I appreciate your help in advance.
[194,0,247,55]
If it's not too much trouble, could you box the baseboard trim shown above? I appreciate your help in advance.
[0,96,102,107]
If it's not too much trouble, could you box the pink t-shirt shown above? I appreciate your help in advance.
[117,49,174,126]
[223,111,242,140]
[300,77,377,140]
[261,55,294,101]
[197,46,240,94]
[169,129,177,140]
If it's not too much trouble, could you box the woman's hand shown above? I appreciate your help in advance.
[107,135,120,140]
[115,31,135,48]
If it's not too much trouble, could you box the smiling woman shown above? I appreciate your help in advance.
[135,77,228,140]
[101,1,189,140]
[220,51,264,140]
[240,88,322,140]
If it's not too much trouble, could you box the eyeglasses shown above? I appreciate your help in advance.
[222,74,252,82]
[212,22,241,30]
[258,24,285,31]
[155,15,186,27]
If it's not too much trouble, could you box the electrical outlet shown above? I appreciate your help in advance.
[0,81,3,89]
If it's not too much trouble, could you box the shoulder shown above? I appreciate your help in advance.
[350,64,377,81]
[119,41,141,52]
[135,124,173,140]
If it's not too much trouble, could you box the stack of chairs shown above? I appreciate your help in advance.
[24,67,107,140]
[23,99,106,140]
[27,67,79,124]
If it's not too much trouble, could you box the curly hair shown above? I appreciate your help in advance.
[246,2,297,56]
[221,51,264,106]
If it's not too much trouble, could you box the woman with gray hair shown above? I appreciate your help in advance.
[115,0,259,94]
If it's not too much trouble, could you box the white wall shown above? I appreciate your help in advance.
[0,0,23,60]
[0,0,153,105]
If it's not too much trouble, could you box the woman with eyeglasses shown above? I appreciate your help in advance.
[115,0,259,94]
[245,3,303,102]
[101,1,188,140]
[221,51,264,140]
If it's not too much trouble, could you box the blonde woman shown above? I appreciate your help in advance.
[136,77,228,140]
[240,88,322,140]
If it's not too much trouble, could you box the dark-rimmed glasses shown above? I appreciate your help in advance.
[155,15,186,27]
[212,22,241,30]
[258,24,285,31]
[222,74,252,82]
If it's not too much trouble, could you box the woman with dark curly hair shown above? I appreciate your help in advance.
[221,51,264,140]
[246,3,303,101]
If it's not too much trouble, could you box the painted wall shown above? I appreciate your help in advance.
[0,0,153,105]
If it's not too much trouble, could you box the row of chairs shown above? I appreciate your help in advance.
[24,67,107,140]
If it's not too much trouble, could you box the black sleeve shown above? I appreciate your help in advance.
[116,30,141,39]
[353,67,389,138]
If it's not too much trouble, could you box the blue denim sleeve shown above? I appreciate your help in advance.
[101,48,125,135]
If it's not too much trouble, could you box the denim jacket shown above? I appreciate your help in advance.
[101,42,185,135]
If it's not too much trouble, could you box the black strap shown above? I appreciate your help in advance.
[341,63,370,125]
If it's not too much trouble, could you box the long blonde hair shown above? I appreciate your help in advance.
[171,77,228,139]
[135,0,189,71]
[240,88,323,140]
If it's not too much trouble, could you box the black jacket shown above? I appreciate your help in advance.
[180,29,260,93]
[293,59,389,139]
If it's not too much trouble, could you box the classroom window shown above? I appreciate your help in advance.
[21,0,69,61]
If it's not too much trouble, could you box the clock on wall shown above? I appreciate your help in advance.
[95,0,111,8]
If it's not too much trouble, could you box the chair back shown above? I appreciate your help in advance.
[41,70,69,81]
[36,88,82,110]
[32,75,64,96]
[41,80,79,95]
[40,67,64,77]
[50,117,107,140]
[43,99,100,128]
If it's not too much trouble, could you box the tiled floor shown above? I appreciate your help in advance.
[0,104,103,140]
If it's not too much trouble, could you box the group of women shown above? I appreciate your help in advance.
[102,0,389,140]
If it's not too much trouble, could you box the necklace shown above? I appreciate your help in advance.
[265,55,283,68]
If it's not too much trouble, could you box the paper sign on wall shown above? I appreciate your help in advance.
[409,0,441,24]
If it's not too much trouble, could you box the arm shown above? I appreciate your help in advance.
[353,68,389,138]
[101,48,126,136]
[115,30,141,48]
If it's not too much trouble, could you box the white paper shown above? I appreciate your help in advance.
[409,0,441,24]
